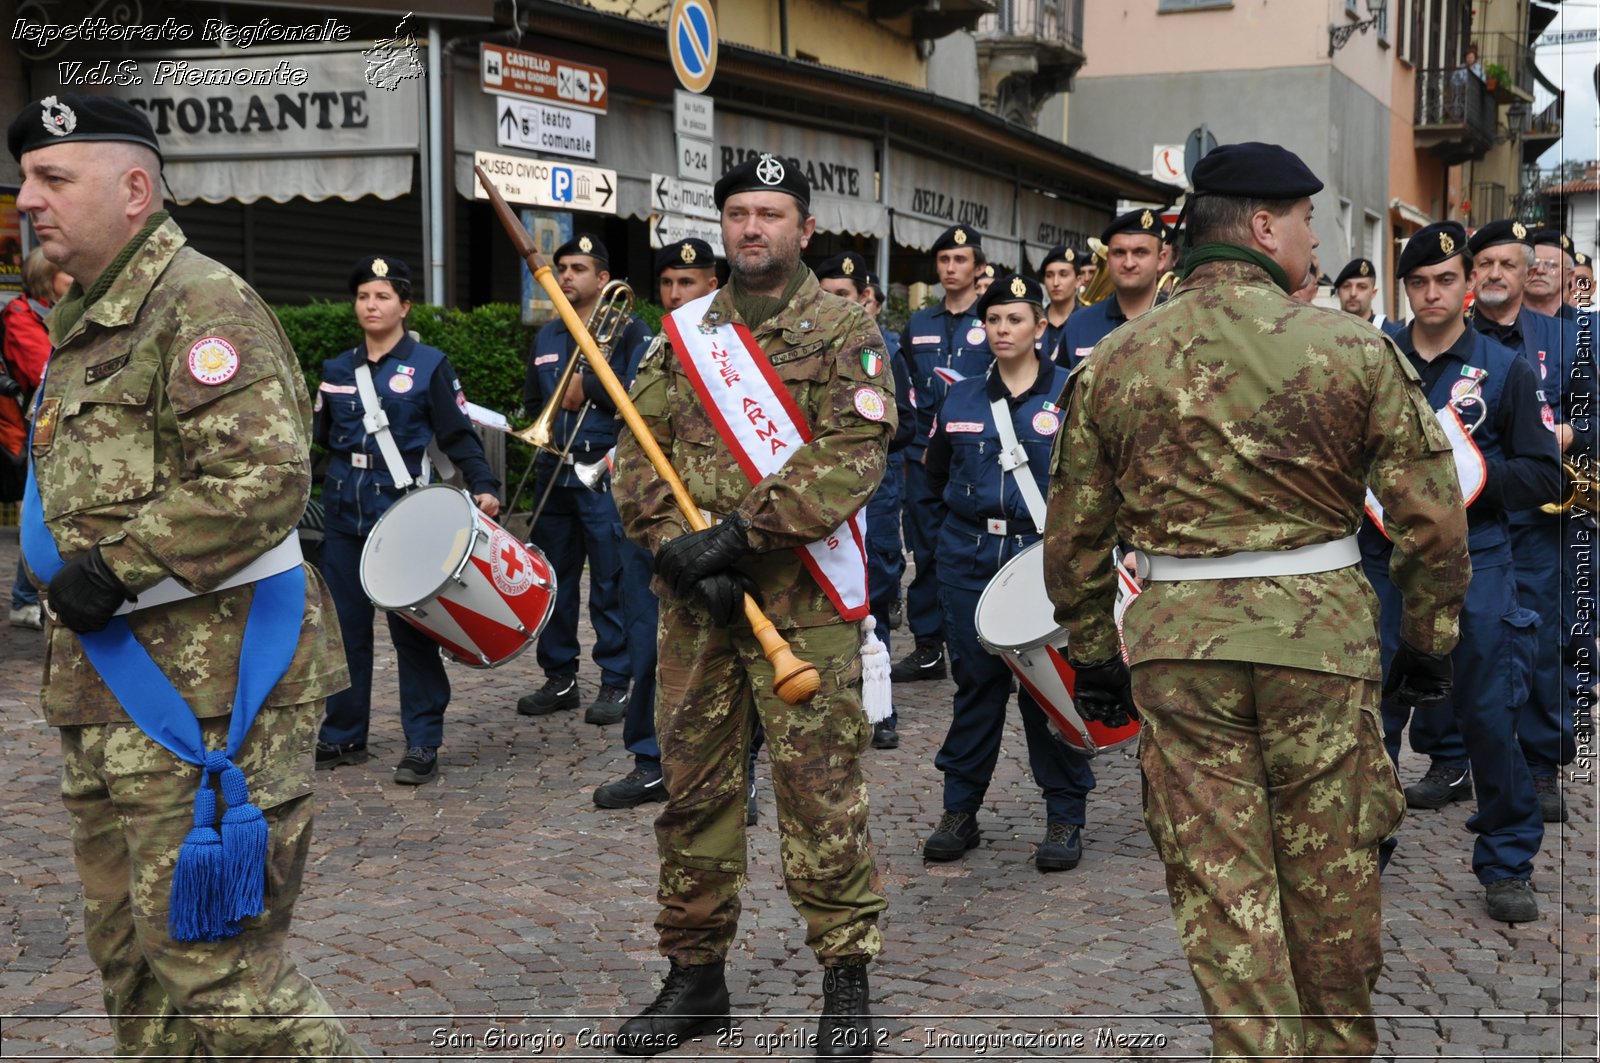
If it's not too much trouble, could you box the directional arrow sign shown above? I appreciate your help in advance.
[496,97,596,160]
[651,212,725,256]
[482,43,609,115]
[475,149,618,214]
[652,174,719,221]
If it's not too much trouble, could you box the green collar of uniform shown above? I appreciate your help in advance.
[52,212,172,340]
[1180,242,1293,294]
[727,266,811,330]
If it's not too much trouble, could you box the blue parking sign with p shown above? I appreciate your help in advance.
[552,167,573,203]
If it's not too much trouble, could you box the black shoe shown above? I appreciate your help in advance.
[1404,762,1472,809]
[1532,773,1568,823]
[616,960,730,1056]
[517,675,580,716]
[890,641,945,683]
[1485,878,1539,923]
[747,775,759,826]
[815,963,875,1060]
[871,722,899,750]
[596,766,668,809]
[923,811,980,861]
[585,683,630,725]
[886,600,903,631]
[1036,822,1082,872]
[394,746,438,785]
[315,741,368,770]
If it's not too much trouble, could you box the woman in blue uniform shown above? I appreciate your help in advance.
[313,256,501,785]
[920,273,1097,871]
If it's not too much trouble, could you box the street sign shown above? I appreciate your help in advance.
[474,149,617,214]
[496,97,596,160]
[651,173,719,221]
[668,0,718,94]
[1183,125,1218,185]
[674,90,714,139]
[482,43,608,115]
[677,135,714,182]
[650,212,725,256]
[1152,144,1186,187]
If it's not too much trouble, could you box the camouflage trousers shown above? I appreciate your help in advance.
[1132,659,1404,1063]
[653,604,886,966]
[59,700,366,1061]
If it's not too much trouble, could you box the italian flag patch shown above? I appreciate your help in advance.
[862,350,883,377]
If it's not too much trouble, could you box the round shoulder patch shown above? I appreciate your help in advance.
[1032,410,1060,435]
[966,325,987,347]
[188,336,240,386]
[389,374,414,394]
[854,387,886,422]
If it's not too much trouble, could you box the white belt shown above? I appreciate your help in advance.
[115,534,306,615]
[1133,535,1360,582]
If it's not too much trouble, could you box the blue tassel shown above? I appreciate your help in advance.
[218,762,268,923]
[169,786,225,942]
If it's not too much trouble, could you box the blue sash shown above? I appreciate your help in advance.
[21,404,306,942]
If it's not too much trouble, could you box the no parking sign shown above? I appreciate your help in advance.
[668,0,718,94]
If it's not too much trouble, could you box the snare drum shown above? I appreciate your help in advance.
[360,484,556,668]
[974,542,1140,756]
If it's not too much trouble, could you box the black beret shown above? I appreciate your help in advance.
[973,273,1045,318]
[349,255,413,294]
[930,224,981,254]
[815,251,869,285]
[1040,244,1076,270]
[1102,208,1166,244]
[1333,258,1377,288]
[654,238,715,274]
[1075,249,1097,269]
[1466,219,1533,257]
[1577,251,1592,268]
[981,263,996,279]
[1191,141,1323,200]
[1530,228,1573,254]
[1395,222,1468,279]
[554,233,609,266]
[714,152,810,211]
[9,93,162,162]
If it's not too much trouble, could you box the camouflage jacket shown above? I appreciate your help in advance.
[1044,258,1470,680]
[32,216,348,725]
[614,272,894,627]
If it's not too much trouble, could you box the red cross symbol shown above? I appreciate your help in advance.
[500,542,525,578]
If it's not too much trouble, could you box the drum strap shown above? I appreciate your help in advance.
[354,362,416,490]
[989,396,1049,530]
[1132,535,1360,581]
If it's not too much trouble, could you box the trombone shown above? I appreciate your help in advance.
[1076,239,1111,307]
[512,280,634,522]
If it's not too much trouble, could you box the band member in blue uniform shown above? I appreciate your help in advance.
[894,224,992,683]
[595,239,720,810]
[1060,209,1166,367]
[1467,219,1586,823]
[864,272,909,640]
[920,273,1095,872]
[315,256,501,785]
[816,252,914,749]
[516,234,650,725]
[1037,244,1078,363]
[1361,222,1560,921]
[1334,257,1404,337]
[1527,229,1577,321]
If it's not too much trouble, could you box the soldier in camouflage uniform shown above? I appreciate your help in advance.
[1044,142,1471,1062]
[612,154,892,1060]
[11,95,364,1059]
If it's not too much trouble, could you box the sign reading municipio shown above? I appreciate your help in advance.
[482,42,608,115]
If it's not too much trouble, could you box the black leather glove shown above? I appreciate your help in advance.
[1383,640,1453,709]
[47,545,135,633]
[1069,655,1139,729]
[653,517,752,597]
[0,374,21,399]
[690,570,761,627]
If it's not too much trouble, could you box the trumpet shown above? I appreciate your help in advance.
[1540,461,1600,516]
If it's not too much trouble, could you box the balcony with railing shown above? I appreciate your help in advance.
[1478,31,1535,103]
[1414,66,1496,164]
[1519,96,1564,164]
[974,0,1087,126]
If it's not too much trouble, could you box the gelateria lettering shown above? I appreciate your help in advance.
[719,148,861,198]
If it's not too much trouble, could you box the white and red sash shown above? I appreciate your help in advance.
[1365,402,1486,538]
[661,292,870,620]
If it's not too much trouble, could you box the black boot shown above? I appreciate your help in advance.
[815,963,874,1060]
[616,960,730,1056]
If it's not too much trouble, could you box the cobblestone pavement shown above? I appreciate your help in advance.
[1,530,1596,1060]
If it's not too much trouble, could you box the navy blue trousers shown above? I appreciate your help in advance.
[620,540,661,772]
[319,528,451,750]
[531,484,630,687]
[1511,518,1582,774]
[900,458,946,645]
[934,580,1095,823]
[1367,554,1543,882]
[866,457,905,728]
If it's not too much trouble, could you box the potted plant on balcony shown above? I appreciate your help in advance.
[1483,62,1512,100]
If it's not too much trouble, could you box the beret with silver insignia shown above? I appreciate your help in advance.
[714,151,810,211]
[9,93,163,162]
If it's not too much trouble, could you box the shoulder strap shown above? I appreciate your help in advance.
[988,394,1049,529]
[352,362,415,489]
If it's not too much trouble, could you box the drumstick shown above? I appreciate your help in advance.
[474,165,821,705]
